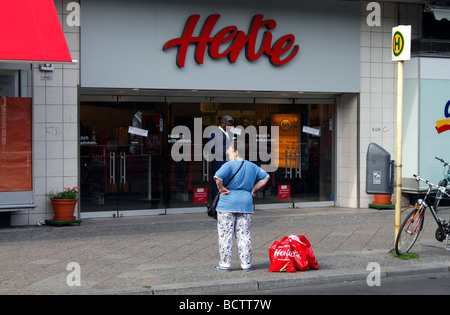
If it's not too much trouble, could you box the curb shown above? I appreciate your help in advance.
[384,264,449,278]
[109,264,450,295]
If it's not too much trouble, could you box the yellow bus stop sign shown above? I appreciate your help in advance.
[393,31,404,57]
[392,25,411,61]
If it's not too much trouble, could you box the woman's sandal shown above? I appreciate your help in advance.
[214,265,231,272]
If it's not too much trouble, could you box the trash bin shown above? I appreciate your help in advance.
[366,143,394,195]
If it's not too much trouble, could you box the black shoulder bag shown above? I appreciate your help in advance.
[207,161,245,219]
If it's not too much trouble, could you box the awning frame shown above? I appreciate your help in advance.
[0,0,74,64]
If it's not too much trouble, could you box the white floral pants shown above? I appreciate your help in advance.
[217,211,252,269]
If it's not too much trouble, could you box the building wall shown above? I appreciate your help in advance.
[337,93,359,208]
[358,1,422,208]
[11,0,80,226]
[9,0,425,225]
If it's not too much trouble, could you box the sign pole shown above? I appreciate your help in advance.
[392,25,411,240]
[394,60,404,238]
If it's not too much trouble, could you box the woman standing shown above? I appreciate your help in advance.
[213,140,270,271]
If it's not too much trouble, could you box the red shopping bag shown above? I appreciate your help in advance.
[288,235,319,271]
[268,235,319,272]
[268,236,296,272]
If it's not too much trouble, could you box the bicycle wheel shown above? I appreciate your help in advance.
[394,207,425,255]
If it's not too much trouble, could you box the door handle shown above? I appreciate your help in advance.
[206,154,210,181]
[203,152,210,181]
[296,150,301,179]
[203,154,206,181]
[290,149,293,179]
[109,152,115,184]
[120,152,126,184]
[285,150,292,179]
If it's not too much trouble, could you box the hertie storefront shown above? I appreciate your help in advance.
[79,0,360,217]
[0,0,74,226]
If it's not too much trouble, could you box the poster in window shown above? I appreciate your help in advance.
[0,97,32,191]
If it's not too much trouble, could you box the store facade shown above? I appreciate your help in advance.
[1,0,432,225]
[78,0,358,217]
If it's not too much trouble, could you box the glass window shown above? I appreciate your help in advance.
[0,97,32,192]
[0,67,33,206]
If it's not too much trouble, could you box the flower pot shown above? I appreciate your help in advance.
[373,194,392,205]
[50,199,77,221]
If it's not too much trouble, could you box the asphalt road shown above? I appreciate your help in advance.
[239,272,450,295]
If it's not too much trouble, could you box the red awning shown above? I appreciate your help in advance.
[0,0,72,63]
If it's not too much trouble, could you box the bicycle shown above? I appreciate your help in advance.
[433,157,450,210]
[394,174,450,255]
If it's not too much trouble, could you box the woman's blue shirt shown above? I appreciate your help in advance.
[214,159,269,213]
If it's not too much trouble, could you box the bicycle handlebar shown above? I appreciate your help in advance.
[413,174,441,187]
[413,174,435,186]
[435,157,449,167]
[413,174,450,196]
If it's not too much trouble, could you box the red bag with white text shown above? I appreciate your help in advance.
[268,236,296,272]
[288,235,319,271]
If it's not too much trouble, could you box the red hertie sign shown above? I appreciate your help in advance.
[163,14,299,68]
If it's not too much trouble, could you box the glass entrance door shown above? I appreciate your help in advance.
[165,102,213,211]
[165,100,334,209]
[253,108,303,208]
[165,100,272,212]
[252,101,334,207]
[80,95,335,216]
[80,100,166,216]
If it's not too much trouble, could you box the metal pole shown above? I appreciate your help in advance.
[394,60,404,238]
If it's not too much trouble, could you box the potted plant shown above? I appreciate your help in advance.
[47,186,79,222]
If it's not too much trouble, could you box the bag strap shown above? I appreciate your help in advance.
[224,160,245,188]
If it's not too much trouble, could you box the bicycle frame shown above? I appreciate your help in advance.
[395,163,450,255]
[413,175,450,249]
[406,208,424,234]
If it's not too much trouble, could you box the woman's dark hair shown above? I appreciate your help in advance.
[227,138,247,159]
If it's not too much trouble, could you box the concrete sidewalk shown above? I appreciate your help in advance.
[0,207,449,295]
